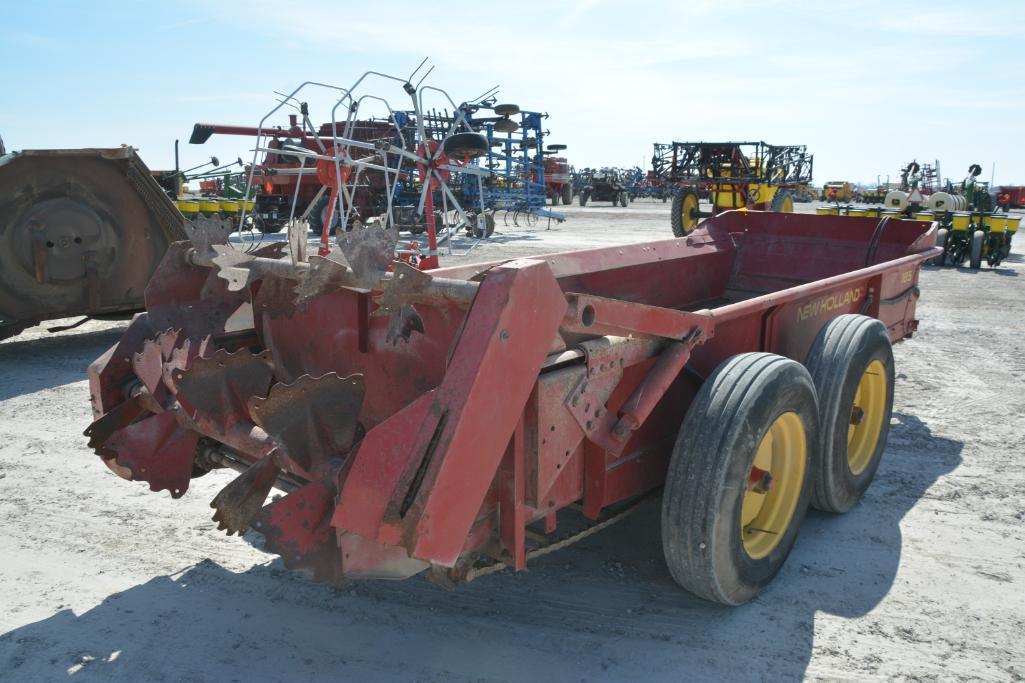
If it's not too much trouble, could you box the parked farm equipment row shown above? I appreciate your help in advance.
[815,204,1019,269]
[85,208,938,604]
[653,141,814,236]
[189,89,567,240]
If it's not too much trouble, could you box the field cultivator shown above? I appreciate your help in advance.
[654,141,813,237]
[625,167,669,202]
[86,209,938,604]
[455,103,567,228]
[0,147,186,340]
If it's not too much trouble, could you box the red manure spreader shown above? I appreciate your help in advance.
[86,211,937,604]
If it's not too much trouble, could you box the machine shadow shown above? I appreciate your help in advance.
[0,326,126,401]
[0,414,961,682]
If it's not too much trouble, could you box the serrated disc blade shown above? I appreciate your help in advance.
[248,373,364,475]
[174,348,273,432]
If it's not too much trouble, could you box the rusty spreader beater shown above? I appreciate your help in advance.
[86,209,938,604]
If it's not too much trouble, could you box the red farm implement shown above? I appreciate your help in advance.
[86,211,938,604]
[997,186,1025,210]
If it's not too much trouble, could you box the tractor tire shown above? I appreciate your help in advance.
[969,230,984,269]
[662,353,817,605]
[771,189,795,213]
[579,192,589,207]
[550,193,560,206]
[805,315,894,513]
[442,132,489,160]
[469,212,496,239]
[620,192,630,207]
[561,184,573,205]
[671,189,700,237]
[494,103,520,116]
[932,228,948,266]
[310,195,340,235]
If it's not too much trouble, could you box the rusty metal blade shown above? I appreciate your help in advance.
[105,410,200,498]
[248,373,364,475]
[385,305,425,345]
[210,452,281,535]
[294,254,351,306]
[162,335,208,394]
[173,348,273,431]
[373,260,434,314]
[251,241,287,259]
[252,479,344,585]
[254,273,301,320]
[211,245,258,292]
[182,216,233,258]
[336,220,397,286]
[287,219,309,265]
[83,394,148,457]
[131,328,183,396]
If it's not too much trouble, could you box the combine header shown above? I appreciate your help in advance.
[86,188,938,603]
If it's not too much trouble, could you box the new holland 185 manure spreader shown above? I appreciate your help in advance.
[86,210,937,604]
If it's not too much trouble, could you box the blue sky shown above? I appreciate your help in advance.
[1,0,1021,186]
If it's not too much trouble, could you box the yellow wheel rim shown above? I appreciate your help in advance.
[681,193,699,233]
[741,412,807,560]
[847,359,887,475]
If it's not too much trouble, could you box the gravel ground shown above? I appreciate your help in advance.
[1,201,1023,682]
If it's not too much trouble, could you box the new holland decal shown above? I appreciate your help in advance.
[797,287,863,321]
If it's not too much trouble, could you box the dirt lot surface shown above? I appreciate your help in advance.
[2,201,1023,681]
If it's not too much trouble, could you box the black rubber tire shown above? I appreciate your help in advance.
[561,184,573,205]
[547,144,567,151]
[550,192,560,206]
[662,353,818,605]
[493,104,519,116]
[933,228,948,266]
[309,195,341,235]
[579,192,589,207]
[442,132,489,159]
[469,212,495,239]
[670,189,700,237]
[969,229,984,269]
[493,119,519,134]
[620,192,630,207]
[771,189,795,213]
[805,315,894,513]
